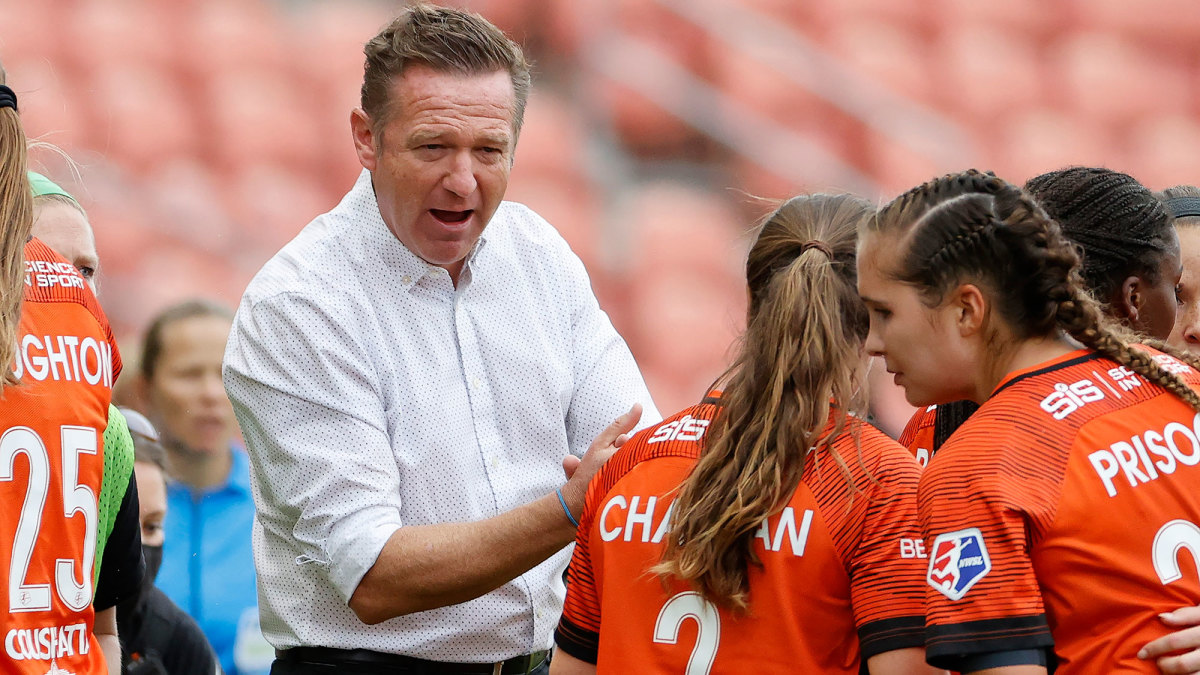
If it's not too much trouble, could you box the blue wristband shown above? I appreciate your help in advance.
[557,488,580,528]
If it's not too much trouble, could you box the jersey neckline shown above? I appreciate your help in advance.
[990,348,1099,398]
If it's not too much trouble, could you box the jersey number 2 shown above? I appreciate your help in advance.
[654,591,721,675]
[1153,519,1200,586]
[1,425,98,613]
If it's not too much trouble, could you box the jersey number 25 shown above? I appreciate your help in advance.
[2,425,98,613]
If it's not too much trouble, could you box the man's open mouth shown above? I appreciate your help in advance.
[430,209,473,224]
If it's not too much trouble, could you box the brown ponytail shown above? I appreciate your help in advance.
[655,194,873,611]
[0,67,31,389]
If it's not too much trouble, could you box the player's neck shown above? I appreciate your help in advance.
[976,332,1079,402]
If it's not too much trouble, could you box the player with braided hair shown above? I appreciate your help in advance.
[1165,185,1200,355]
[1142,184,1200,675]
[899,167,1184,465]
[859,169,1200,673]
[1027,167,1181,342]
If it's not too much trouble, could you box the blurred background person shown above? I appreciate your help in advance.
[1164,186,1200,354]
[131,300,270,675]
[117,406,220,675]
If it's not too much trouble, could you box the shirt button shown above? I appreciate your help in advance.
[401,274,411,284]
[472,377,481,389]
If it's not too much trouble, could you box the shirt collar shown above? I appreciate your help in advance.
[345,169,492,292]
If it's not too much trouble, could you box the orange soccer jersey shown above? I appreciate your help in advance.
[0,239,120,675]
[920,348,1200,673]
[899,405,938,468]
[555,393,927,673]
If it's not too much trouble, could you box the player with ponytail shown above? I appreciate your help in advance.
[552,194,936,674]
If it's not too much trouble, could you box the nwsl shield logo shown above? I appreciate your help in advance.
[927,528,991,601]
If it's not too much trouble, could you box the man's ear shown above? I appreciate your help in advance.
[1112,276,1140,325]
[350,108,378,172]
[951,283,988,337]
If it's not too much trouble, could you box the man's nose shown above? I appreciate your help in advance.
[443,152,478,198]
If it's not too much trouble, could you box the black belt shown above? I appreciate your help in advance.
[276,647,549,674]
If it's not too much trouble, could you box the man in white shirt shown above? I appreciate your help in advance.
[222,5,659,675]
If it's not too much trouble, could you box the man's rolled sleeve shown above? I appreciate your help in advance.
[224,290,404,603]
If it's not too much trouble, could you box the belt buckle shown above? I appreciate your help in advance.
[492,663,503,675]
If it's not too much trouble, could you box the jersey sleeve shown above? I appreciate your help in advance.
[553,469,608,664]
[95,405,135,587]
[918,426,1056,670]
[845,440,927,659]
[898,407,936,468]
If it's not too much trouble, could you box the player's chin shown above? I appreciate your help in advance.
[900,383,934,408]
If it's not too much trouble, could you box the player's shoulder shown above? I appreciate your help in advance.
[592,397,719,496]
[817,415,921,492]
[898,405,937,447]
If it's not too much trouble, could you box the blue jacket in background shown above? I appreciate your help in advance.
[158,448,273,675]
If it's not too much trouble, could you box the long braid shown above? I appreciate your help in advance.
[870,169,1200,415]
[1055,289,1200,412]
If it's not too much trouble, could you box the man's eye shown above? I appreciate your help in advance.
[77,266,95,279]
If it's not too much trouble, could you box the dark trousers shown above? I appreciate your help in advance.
[270,652,551,675]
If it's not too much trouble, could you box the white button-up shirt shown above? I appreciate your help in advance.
[223,170,660,662]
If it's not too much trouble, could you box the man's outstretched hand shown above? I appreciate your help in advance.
[560,404,642,515]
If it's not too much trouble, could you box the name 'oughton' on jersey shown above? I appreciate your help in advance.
[11,333,116,388]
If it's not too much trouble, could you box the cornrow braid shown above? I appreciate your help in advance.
[868,169,1200,416]
[1026,167,1175,305]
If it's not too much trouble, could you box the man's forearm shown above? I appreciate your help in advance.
[348,491,577,624]
[347,404,640,625]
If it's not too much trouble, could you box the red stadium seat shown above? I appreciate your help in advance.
[503,176,601,270]
[1047,32,1188,128]
[203,68,324,177]
[824,20,933,102]
[628,271,744,414]
[991,109,1123,185]
[83,63,200,177]
[932,22,1044,123]
[1126,115,1200,190]
[6,59,90,153]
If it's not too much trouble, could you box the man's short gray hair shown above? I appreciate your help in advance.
[361,4,532,137]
